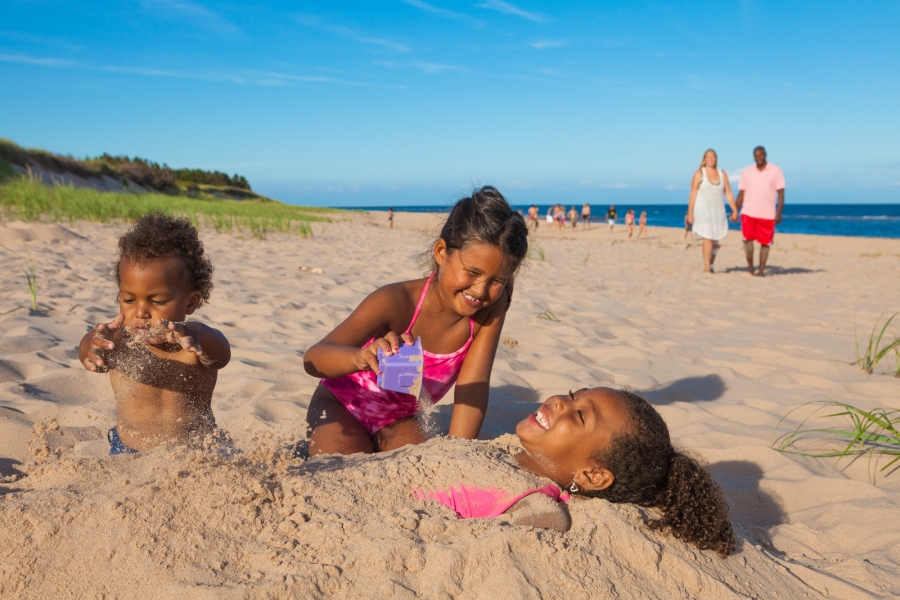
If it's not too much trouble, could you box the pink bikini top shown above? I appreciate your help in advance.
[323,274,475,406]
[414,484,570,519]
[403,274,475,401]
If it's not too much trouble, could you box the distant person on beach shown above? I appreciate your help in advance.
[625,209,635,239]
[528,204,539,230]
[636,211,648,239]
[581,203,591,228]
[687,149,739,273]
[78,213,232,454]
[388,207,394,229]
[555,204,565,231]
[567,206,578,229]
[413,387,734,555]
[736,146,785,277]
[546,205,554,226]
[606,206,617,231]
[303,186,528,456]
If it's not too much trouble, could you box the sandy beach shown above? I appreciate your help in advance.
[1,211,899,598]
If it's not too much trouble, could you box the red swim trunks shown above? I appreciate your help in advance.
[741,214,775,246]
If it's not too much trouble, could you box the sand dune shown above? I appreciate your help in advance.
[1,213,899,598]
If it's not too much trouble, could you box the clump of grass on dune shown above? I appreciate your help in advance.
[773,401,900,482]
[0,178,333,238]
[854,313,900,376]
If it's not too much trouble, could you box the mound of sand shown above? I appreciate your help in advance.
[0,434,846,599]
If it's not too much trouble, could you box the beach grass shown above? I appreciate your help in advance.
[0,178,333,238]
[853,313,900,376]
[0,242,38,312]
[537,308,560,322]
[773,400,900,482]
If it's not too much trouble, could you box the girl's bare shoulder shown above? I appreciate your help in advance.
[366,278,427,311]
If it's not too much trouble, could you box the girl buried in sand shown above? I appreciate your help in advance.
[303,186,528,455]
[410,387,734,556]
[77,213,231,454]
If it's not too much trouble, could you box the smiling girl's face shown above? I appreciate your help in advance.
[433,239,508,317]
[516,388,633,491]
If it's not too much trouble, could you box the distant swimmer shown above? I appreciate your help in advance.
[636,210,648,240]
[606,205,617,232]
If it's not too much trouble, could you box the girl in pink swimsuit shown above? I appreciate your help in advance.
[412,387,735,555]
[303,186,529,456]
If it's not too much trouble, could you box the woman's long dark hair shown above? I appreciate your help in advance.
[585,391,736,557]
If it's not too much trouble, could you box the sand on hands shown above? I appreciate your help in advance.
[1,215,900,598]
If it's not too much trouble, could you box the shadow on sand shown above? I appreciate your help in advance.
[640,374,727,405]
[0,457,25,495]
[709,460,786,553]
[722,265,823,276]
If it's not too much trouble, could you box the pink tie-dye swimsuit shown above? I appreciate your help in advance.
[413,484,570,518]
[322,275,475,435]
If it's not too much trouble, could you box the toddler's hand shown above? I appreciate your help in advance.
[147,319,204,356]
[354,331,415,372]
[82,313,125,372]
[729,213,739,222]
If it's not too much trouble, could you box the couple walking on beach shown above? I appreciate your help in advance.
[687,146,785,276]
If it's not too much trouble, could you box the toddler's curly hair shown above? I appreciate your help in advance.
[115,212,214,307]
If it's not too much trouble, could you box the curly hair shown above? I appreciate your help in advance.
[424,186,528,309]
[115,212,214,307]
[584,390,735,557]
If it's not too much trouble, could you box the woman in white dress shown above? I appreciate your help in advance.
[687,149,738,273]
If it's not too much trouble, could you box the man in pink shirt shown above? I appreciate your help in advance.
[736,146,785,277]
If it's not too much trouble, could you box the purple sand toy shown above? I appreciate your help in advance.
[377,337,424,398]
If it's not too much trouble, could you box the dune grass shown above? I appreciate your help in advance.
[773,400,900,482]
[0,178,332,238]
[854,313,900,376]
[0,242,38,313]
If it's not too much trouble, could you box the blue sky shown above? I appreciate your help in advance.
[2,1,899,206]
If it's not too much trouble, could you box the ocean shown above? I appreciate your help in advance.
[343,204,900,239]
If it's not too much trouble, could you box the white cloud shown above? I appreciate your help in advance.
[0,53,78,67]
[374,60,462,74]
[1,53,373,87]
[476,0,543,22]
[294,14,408,52]
[530,40,567,49]
[399,0,472,20]
[139,0,239,34]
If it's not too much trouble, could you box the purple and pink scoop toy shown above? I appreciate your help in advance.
[376,337,424,398]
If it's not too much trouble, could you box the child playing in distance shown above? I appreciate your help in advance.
[625,208,635,239]
[303,186,528,456]
[78,213,231,454]
[412,387,735,556]
[567,206,578,229]
[637,210,648,239]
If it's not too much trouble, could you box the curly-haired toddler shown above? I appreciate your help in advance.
[78,212,231,454]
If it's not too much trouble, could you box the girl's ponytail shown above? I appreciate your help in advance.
[648,452,735,557]
[585,390,735,557]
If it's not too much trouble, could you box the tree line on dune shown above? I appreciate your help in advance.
[0,138,251,193]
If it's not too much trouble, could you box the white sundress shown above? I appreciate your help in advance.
[692,167,729,241]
